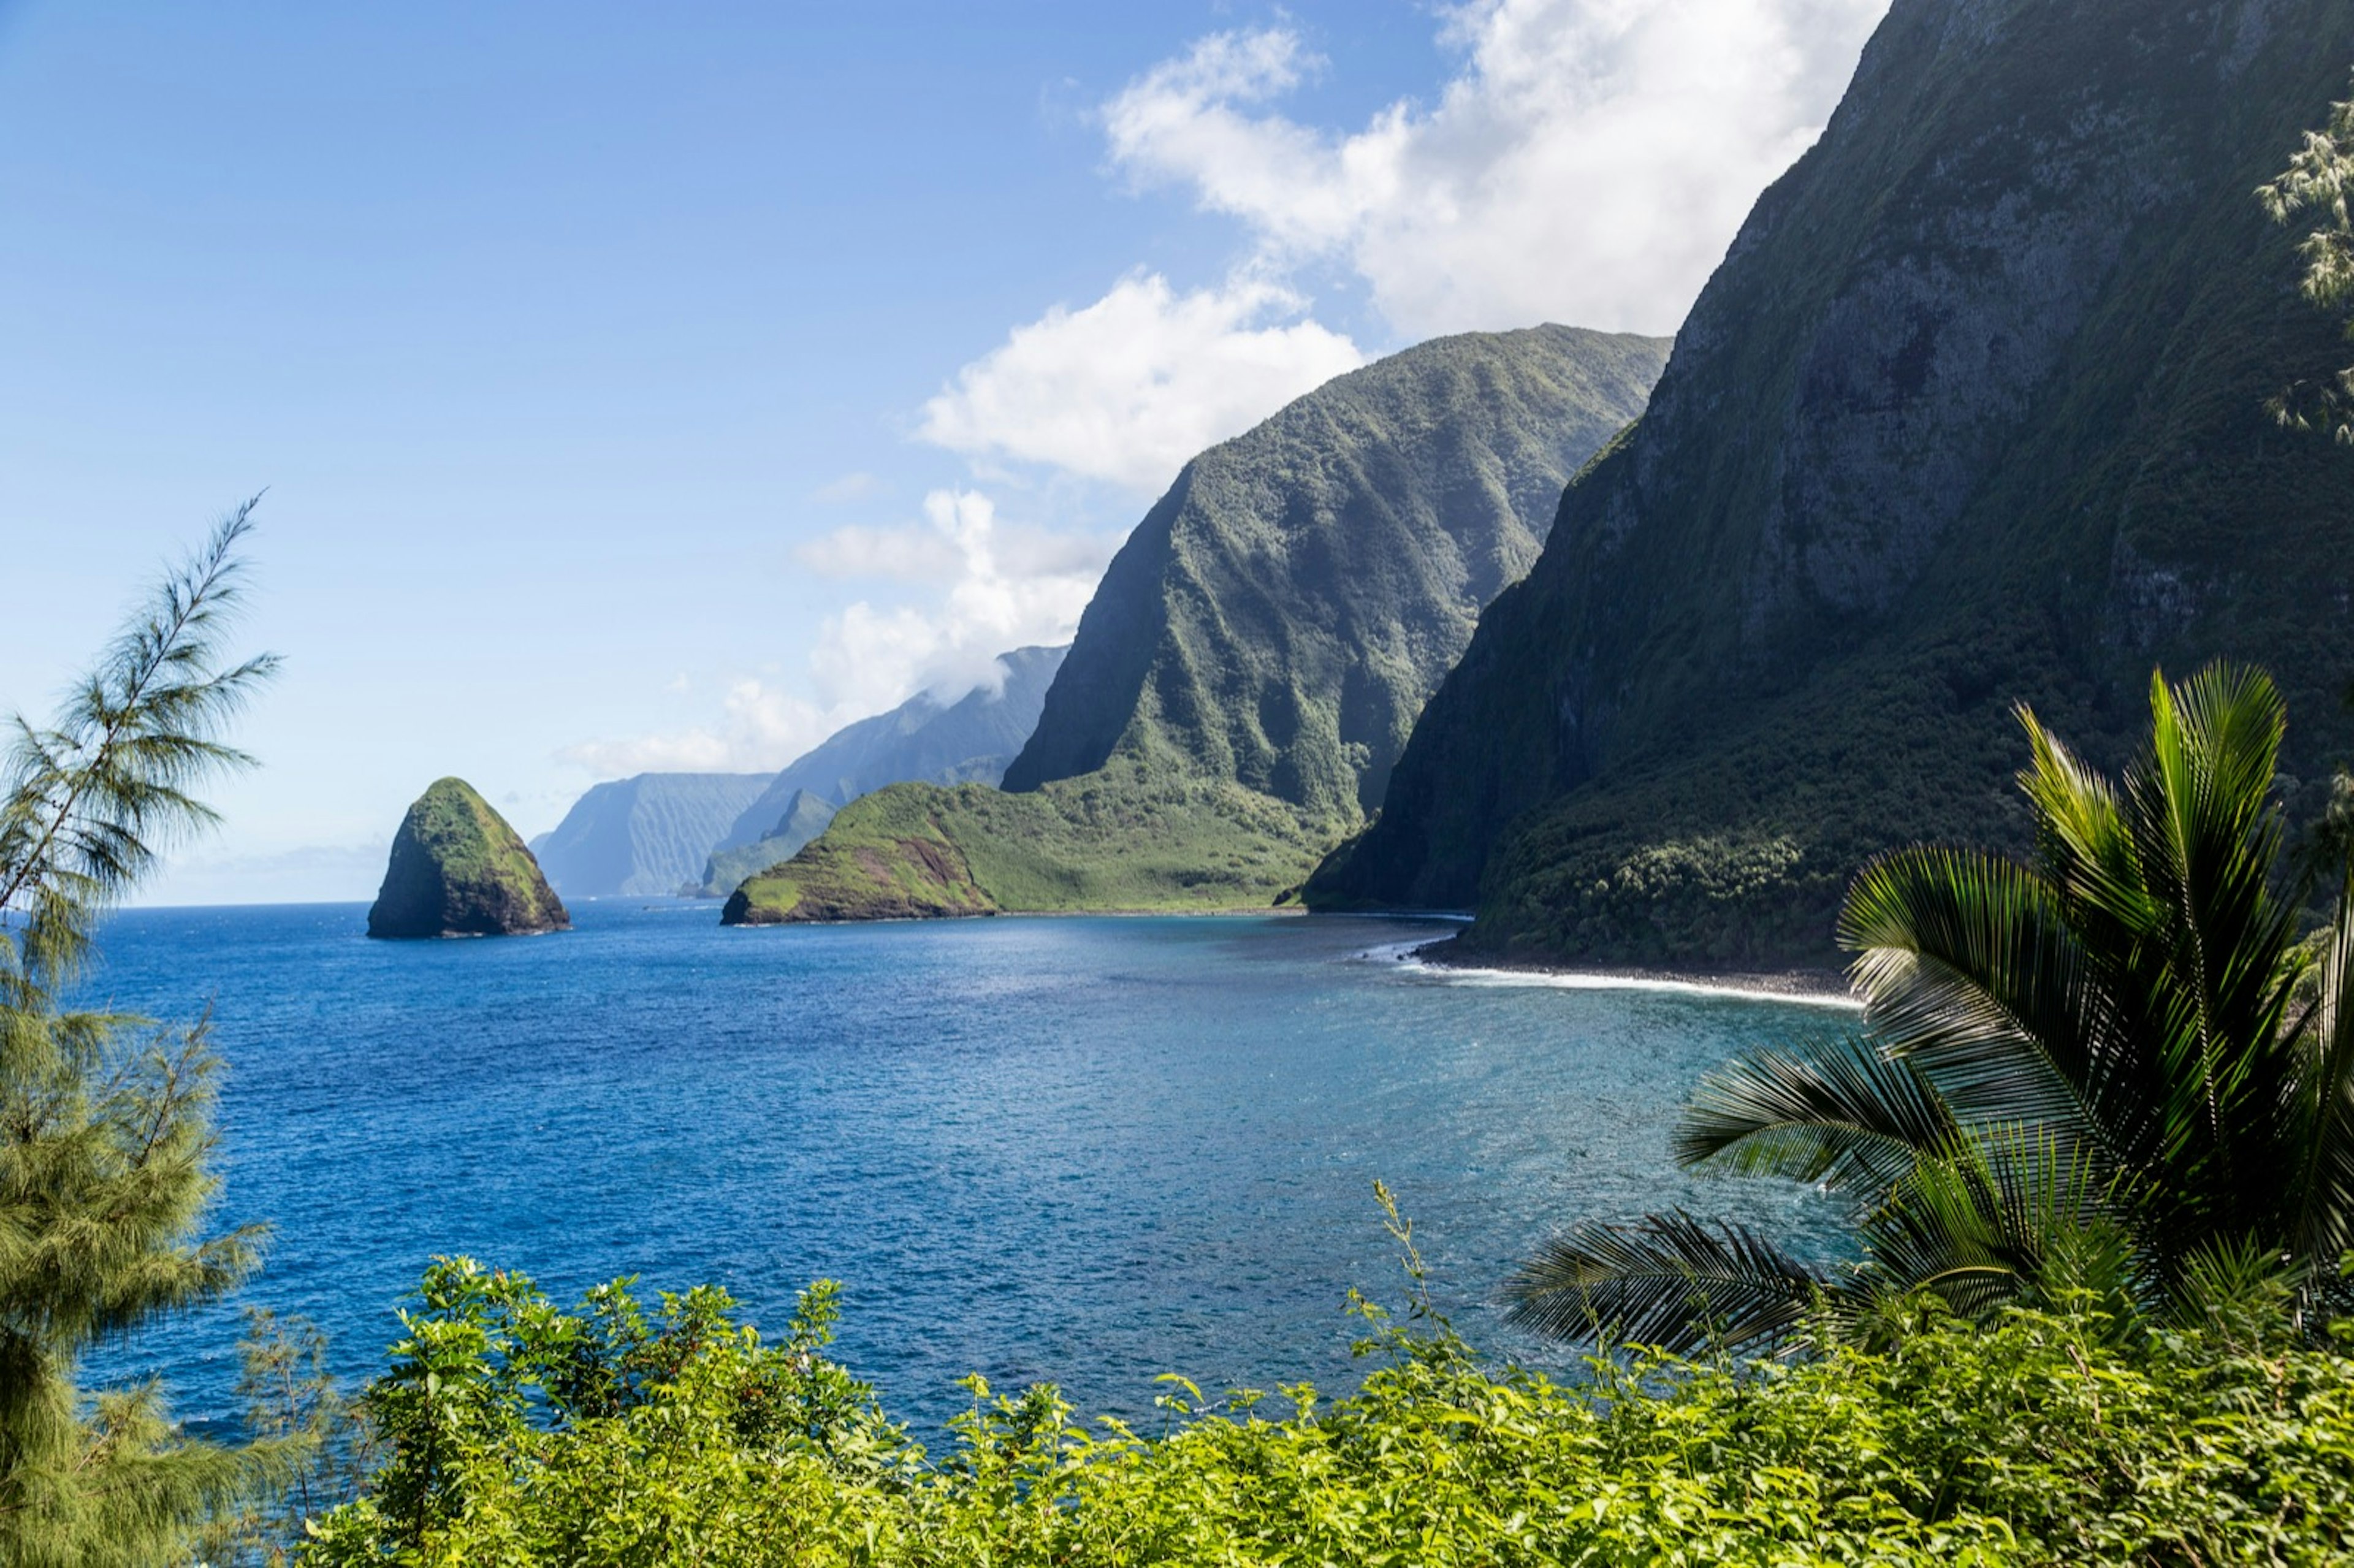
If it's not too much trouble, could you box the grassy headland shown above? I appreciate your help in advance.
[722,761,1336,923]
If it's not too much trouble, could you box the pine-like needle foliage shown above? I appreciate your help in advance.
[2260,72,2354,441]
[0,505,285,1566]
[1509,664,2354,1354]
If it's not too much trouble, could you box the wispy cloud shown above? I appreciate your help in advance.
[812,471,883,503]
[563,490,1108,780]
[1103,0,1886,337]
[566,1,1887,791]
[918,270,1362,493]
[805,489,1106,714]
[559,677,834,778]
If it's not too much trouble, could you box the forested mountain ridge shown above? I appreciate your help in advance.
[1311,0,2354,965]
[728,327,1669,923]
[1003,325,1670,820]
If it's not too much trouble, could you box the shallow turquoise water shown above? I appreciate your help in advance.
[81,902,1848,1431]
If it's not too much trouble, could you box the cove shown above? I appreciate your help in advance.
[83,904,1845,1431]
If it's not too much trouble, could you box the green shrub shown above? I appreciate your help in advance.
[299,1259,2354,1566]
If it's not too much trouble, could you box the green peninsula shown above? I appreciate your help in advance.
[367,777,569,938]
[720,761,1335,924]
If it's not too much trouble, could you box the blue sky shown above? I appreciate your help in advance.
[0,0,1887,903]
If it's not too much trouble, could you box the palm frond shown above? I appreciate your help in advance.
[1672,1033,1954,1200]
[2102,667,2306,1251]
[1862,1127,2125,1319]
[1503,1211,1829,1353]
[1840,845,2113,1141]
[2290,859,2354,1268]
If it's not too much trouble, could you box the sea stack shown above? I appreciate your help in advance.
[367,777,569,938]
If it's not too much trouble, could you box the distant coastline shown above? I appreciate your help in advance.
[1403,934,1859,1008]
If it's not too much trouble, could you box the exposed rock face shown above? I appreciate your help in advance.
[532,772,773,898]
[367,778,569,938]
[1311,0,2354,967]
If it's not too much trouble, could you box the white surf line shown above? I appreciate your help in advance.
[1369,945,1864,1011]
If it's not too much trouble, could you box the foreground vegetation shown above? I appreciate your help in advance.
[1511,664,2354,1351]
[0,508,284,1564]
[295,1246,2354,1566]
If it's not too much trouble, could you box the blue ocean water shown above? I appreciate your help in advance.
[80,902,1850,1433]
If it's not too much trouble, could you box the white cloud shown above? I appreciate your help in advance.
[806,489,1108,714]
[1102,0,1888,337]
[918,270,1363,492]
[812,471,882,503]
[563,490,1111,781]
[796,523,964,582]
[559,677,832,779]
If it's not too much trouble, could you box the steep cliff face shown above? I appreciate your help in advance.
[1313,0,2354,965]
[1004,326,1670,823]
[367,778,569,938]
[533,772,773,898]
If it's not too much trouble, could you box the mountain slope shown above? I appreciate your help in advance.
[697,645,1065,892]
[698,789,837,896]
[726,326,1670,923]
[1004,325,1671,818]
[1311,0,2354,965]
[533,773,773,897]
[707,645,1067,864]
[720,763,1334,924]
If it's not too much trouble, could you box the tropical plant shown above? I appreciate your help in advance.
[2261,70,2354,441]
[304,1252,2354,1565]
[300,1260,907,1562]
[1507,664,2354,1352]
[0,504,283,1565]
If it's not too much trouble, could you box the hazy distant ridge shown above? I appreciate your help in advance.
[533,773,774,898]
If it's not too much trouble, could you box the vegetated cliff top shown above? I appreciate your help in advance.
[1003,324,1669,826]
[1313,0,2354,969]
[698,789,837,899]
[367,777,569,938]
[719,761,1338,926]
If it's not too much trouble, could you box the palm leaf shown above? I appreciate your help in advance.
[1503,1211,1828,1353]
[1862,1127,2125,1319]
[2101,666,2304,1255]
[1672,1033,1954,1200]
[1841,846,2116,1146]
[0,500,277,1000]
[2290,861,2354,1269]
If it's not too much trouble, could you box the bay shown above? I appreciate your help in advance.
[80,902,1849,1432]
